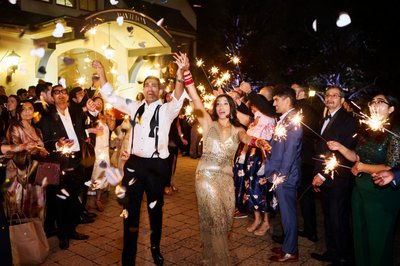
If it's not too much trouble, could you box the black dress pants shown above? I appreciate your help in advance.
[121,155,167,266]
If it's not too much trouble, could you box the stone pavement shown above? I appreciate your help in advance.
[42,155,399,266]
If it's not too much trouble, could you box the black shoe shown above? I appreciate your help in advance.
[151,246,164,266]
[298,230,318,242]
[271,235,284,244]
[79,214,95,224]
[311,252,333,262]
[59,237,70,249]
[69,231,89,240]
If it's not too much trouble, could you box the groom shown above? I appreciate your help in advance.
[93,54,187,265]
[265,86,303,262]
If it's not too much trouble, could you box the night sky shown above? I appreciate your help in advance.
[191,0,400,96]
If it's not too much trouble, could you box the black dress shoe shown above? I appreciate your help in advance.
[298,230,319,242]
[69,231,89,240]
[311,252,333,262]
[59,237,70,249]
[271,235,284,244]
[79,214,95,224]
[151,246,164,266]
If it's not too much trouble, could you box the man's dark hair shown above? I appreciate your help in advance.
[16,88,27,97]
[35,83,48,97]
[69,87,83,100]
[274,84,296,107]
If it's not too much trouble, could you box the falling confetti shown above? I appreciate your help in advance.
[116,16,124,26]
[52,23,65,38]
[120,209,128,219]
[30,47,45,58]
[149,201,157,209]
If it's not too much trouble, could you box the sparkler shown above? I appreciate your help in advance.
[313,154,351,180]
[358,108,400,139]
[195,58,213,90]
[269,173,286,191]
[228,55,243,81]
[273,123,287,142]
[290,110,327,142]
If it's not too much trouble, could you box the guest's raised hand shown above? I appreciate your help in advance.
[239,81,252,94]
[86,99,97,112]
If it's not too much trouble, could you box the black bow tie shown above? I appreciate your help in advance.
[323,114,332,121]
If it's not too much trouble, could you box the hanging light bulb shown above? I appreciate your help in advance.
[104,23,115,59]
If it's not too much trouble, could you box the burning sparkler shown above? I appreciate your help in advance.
[290,110,327,142]
[269,173,286,191]
[358,108,400,139]
[273,123,287,142]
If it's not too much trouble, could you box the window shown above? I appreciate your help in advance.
[80,0,97,11]
[56,0,75,7]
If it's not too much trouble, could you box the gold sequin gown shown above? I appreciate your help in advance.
[195,121,240,266]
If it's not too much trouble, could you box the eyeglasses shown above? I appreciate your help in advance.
[325,94,341,99]
[368,100,389,107]
[53,89,68,95]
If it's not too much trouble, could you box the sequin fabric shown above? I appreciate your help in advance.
[195,121,240,266]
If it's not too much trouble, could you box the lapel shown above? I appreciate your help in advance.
[321,107,343,137]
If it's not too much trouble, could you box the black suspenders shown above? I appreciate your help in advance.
[130,104,162,158]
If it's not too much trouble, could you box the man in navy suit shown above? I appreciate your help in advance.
[311,86,357,265]
[372,166,400,187]
[265,86,303,262]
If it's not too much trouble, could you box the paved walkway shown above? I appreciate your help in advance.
[42,155,398,265]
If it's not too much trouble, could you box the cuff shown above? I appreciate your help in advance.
[317,173,326,182]
[101,82,114,97]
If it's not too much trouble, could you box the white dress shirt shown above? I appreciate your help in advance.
[57,107,80,151]
[100,82,187,159]
[320,108,340,134]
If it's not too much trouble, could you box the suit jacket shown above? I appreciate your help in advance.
[265,109,303,188]
[314,107,357,187]
[38,102,89,158]
[295,99,320,166]
[392,166,400,186]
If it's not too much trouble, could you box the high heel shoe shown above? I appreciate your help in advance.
[254,223,271,236]
[246,221,261,233]
[95,200,104,212]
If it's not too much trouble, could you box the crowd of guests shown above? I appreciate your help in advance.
[0,51,399,266]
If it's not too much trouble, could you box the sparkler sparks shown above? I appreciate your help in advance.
[230,55,241,65]
[273,123,287,141]
[358,108,400,139]
[196,58,204,67]
[210,66,219,76]
[269,173,286,191]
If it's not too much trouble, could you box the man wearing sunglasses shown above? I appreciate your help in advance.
[39,85,99,250]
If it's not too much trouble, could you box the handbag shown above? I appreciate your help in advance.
[35,162,60,185]
[9,214,49,265]
[81,140,96,167]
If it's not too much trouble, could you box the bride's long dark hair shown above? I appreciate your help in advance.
[211,94,241,127]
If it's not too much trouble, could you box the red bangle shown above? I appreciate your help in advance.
[249,137,257,147]
[184,79,194,86]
